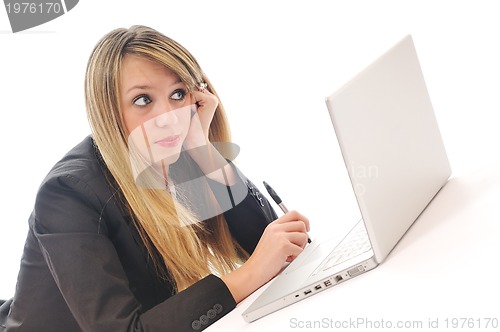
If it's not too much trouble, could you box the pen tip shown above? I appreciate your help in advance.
[263,180,282,204]
[263,181,273,194]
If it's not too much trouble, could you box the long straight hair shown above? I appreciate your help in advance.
[84,25,246,292]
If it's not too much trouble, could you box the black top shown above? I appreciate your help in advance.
[3,136,277,332]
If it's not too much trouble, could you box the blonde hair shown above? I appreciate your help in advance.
[84,25,246,291]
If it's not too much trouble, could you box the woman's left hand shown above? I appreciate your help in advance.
[183,87,218,150]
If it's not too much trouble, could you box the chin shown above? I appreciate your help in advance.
[154,151,182,167]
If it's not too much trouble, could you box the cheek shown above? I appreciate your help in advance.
[127,123,150,166]
[122,110,140,135]
[123,109,160,138]
[123,112,155,163]
[179,106,194,133]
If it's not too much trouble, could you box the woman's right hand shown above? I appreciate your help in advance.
[221,211,310,303]
[245,210,310,281]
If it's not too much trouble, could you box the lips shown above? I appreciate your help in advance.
[155,135,180,148]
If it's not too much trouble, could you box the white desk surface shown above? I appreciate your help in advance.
[208,168,500,331]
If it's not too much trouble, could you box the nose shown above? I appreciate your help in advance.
[154,105,178,128]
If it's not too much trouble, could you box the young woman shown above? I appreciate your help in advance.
[3,25,310,331]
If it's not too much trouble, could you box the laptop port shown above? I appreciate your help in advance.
[304,289,312,295]
[347,265,365,277]
[314,284,322,290]
[324,280,332,287]
[335,275,343,283]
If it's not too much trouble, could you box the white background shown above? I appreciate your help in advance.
[1,0,499,300]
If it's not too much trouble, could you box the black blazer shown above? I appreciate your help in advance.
[4,136,277,332]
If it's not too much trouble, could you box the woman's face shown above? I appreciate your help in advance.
[120,55,193,168]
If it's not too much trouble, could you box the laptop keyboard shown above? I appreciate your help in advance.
[311,221,372,276]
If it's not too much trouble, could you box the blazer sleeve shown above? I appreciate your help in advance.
[32,173,236,332]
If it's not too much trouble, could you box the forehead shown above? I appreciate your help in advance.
[120,55,178,85]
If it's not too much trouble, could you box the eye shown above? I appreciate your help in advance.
[133,95,152,106]
[170,89,186,101]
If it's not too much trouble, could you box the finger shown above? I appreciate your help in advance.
[273,210,310,232]
[283,239,305,261]
[191,90,218,113]
[285,231,309,249]
[191,89,215,102]
[292,211,310,232]
[275,220,308,235]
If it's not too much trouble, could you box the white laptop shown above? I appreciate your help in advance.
[242,34,451,322]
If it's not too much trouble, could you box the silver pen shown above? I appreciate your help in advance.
[263,181,311,244]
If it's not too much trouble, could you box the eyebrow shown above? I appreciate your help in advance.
[125,79,184,95]
[125,85,151,95]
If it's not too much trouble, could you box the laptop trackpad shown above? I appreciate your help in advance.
[283,236,341,274]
